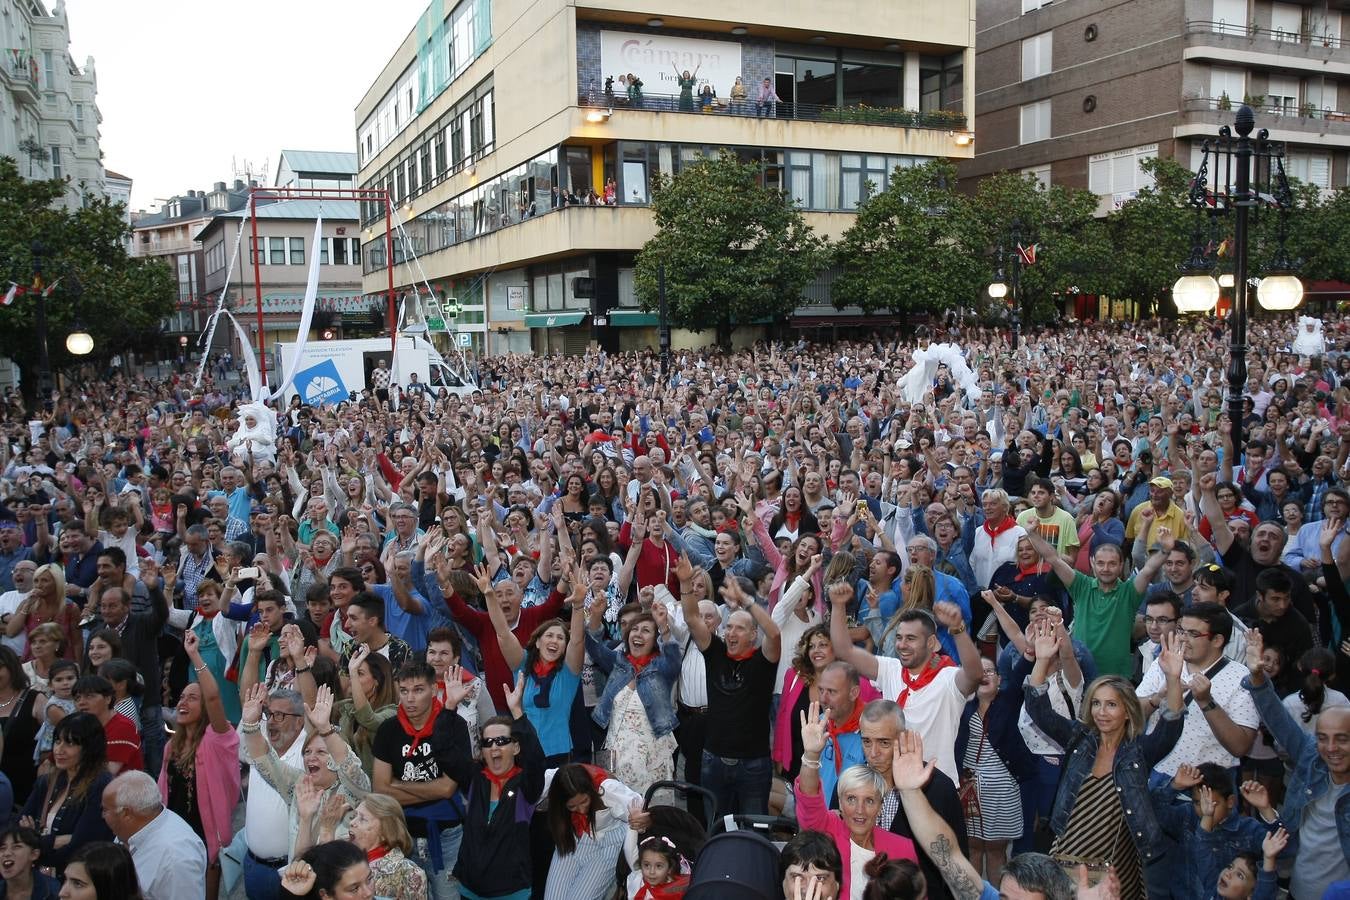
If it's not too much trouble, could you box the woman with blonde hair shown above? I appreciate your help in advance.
[345,793,428,899]
[5,563,81,662]
[877,565,936,658]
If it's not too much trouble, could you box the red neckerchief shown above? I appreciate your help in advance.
[626,651,658,673]
[784,510,801,530]
[396,699,443,754]
[1014,562,1050,582]
[727,647,757,662]
[983,516,1016,541]
[367,845,391,864]
[532,659,560,679]
[571,765,610,836]
[897,655,954,708]
[483,764,521,796]
[636,874,691,900]
[826,698,865,772]
[198,610,219,620]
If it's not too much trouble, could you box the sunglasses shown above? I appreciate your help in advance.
[481,735,516,748]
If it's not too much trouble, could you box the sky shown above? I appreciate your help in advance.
[60,0,430,211]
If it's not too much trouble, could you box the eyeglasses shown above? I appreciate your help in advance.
[481,735,516,748]
[1142,616,1176,626]
[263,709,303,721]
[1177,628,1213,640]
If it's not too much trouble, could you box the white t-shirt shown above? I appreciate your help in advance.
[849,839,876,900]
[1136,656,1259,776]
[875,659,972,783]
[1018,668,1085,756]
[1282,688,1350,738]
[0,589,29,656]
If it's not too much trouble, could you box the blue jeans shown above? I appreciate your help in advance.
[1014,755,1062,854]
[1144,769,1178,900]
[414,824,463,900]
[701,752,771,819]
[242,852,284,900]
[140,703,164,779]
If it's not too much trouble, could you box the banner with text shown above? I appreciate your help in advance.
[599,30,743,98]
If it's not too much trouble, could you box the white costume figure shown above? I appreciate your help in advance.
[896,343,982,406]
[227,401,278,466]
[1292,315,1326,357]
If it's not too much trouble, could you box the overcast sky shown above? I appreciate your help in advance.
[61,0,429,211]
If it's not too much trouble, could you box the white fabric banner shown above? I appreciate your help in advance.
[599,30,743,98]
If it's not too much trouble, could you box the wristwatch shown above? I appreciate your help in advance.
[1200,700,1218,712]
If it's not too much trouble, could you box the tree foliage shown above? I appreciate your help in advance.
[0,156,176,389]
[633,150,828,341]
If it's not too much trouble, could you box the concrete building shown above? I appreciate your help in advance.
[962,0,1350,211]
[131,181,252,339]
[0,0,105,208]
[195,200,366,356]
[104,167,132,247]
[355,0,977,356]
[275,149,358,190]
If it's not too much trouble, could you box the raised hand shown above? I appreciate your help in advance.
[347,641,370,676]
[651,600,670,635]
[932,600,964,632]
[800,700,827,756]
[503,670,526,718]
[472,562,494,595]
[1074,865,1121,900]
[1197,785,1217,820]
[828,580,853,608]
[1240,780,1272,812]
[1262,827,1289,863]
[241,682,268,726]
[1172,764,1203,790]
[1189,673,1212,705]
[307,684,335,730]
[294,776,323,821]
[627,798,652,833]
[1158,630,1185,680]
[1321,517,1343,551]
[183,628,201,659]
[1245,628,1265,677]
[280,860,317,897]
[1032,619,1059,660]
[247,621,270,652]
[319,793,351,832]
[891,729,936,792]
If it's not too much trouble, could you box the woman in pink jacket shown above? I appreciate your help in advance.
[795,701,916,900]
[161,629,240,898]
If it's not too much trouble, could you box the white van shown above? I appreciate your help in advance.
[272,335,477,406]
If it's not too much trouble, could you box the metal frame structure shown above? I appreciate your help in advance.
[245,185,395,381]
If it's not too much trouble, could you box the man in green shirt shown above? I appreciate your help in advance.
[1023,526,1138,677]
[1016,477,1081,564]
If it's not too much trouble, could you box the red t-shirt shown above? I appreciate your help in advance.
[104,711,144,772]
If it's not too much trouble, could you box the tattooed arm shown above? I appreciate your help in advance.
[892,731,987,900]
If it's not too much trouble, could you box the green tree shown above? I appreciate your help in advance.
[1284,182,1350,284]
[0,155,176,401]
[831,159,984,316]
[634,150,828,344]
[1105,157,1201,315]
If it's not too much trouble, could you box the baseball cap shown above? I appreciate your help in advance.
[1149,476,1174,490]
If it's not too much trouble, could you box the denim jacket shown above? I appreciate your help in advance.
[584,631,682,736]
[1023,681,1185,863]
[1243,673,1350,863]
[1150,782,1283,900]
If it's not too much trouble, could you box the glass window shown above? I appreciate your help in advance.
[547,273,564,310]
[1022,32,1052,80]
[451,116,464,167]
[1210,66,1246,107]
[564,147,591,194]
[421,144,432,185]
[812,151,839,209]
[49,146,61,179]
[408,152,420,195]
[795,58,838,108]
[289,237,304,265]
[1020,99,1051,143]
[434,130,447,175]
[621,144,649,204]
[841,63,902,108]
[269,237,286,266]
[1087,144,1157,202]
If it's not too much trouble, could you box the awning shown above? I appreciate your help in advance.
[607,309,660,327]
[524,312,587,328]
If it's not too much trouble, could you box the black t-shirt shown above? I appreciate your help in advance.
[372,706,475,837]
[1222,542,1325,643]
[1233,600,1314,674]
[702,634,776,759]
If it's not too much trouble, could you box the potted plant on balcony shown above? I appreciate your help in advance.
[1300,100,1316,118]
[1218,92,1232,110]
[1243,93,1266,110]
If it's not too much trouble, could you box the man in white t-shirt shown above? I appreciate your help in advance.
[1136,600,1258,781]
[0,560,35,656]
[829,582,981,783]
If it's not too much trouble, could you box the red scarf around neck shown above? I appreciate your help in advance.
[983,515,1016,542]
[825,698,865,772]
[626,651,658,673]
[532,659,560,679]
[727,646,757,662]
[366,845,391,864]
[636,874,691,900]
[897,655,954,708]
[571,765,610,836]
[1014,561,1050,582]
[397,699,444,753]
[483,764,522,796]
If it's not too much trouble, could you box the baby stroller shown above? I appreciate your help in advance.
[685,829,782,899]
[613,781,715,895]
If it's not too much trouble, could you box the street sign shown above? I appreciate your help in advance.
[457,332,472,348]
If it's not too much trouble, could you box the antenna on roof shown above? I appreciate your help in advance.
[232,156,270,189]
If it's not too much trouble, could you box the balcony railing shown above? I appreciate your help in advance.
[580,91,967,130]
[1185,19,1344,50]
[1183,96,1350,124]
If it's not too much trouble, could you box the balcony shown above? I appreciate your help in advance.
[1,52,40,105]
[1183,20,1350,76]
[580,90,966,131]
[1177,96,1350,147]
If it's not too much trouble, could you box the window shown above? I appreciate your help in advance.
[1088,144,1157,204]
[470,101,484,155]
[1022,0,1053,11]
[319,238,329,265]
[1286,151,1331,188]
[840,62,902,109]
[1019,100,1051,143]
[421,143,432,185]
[74,103,83,128]
[269,237,286,266]
[1212,0,1247,35]
[1022,164,1052,189]
[1267,74,1299,114]
[1306,79,1337,116]
[251,236,265,265]
[1022,32,1052,80]
[50,146,61,179]
[451,115,464,168]
[434,130,447,175]
[289,237,304,265]
[920,53,964,111]
[1210,66,1246,107]
[333,237,349,265]
[407,151,419,195]
[42,50,53,89]
[1271,3,1303,42]
[350,238,361,261]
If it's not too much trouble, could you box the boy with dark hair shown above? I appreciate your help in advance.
[74,673,143,774]
[339,591,411,671]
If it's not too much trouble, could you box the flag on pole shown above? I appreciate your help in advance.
[1,283,16,307]
[1016,243,1038,266]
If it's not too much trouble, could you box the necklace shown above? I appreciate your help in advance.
[0,695,15,711]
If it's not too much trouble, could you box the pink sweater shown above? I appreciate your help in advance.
[159,725,240,863]
[795,778,917,899]
[773,669,881,770]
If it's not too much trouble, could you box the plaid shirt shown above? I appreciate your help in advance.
[222,515,250,542]
[1306,476,1337,523]
[179,547,214,611]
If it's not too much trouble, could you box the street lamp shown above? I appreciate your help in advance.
[1177,104,1302,456]
[65,326,93,355]
[988,219,1027,345]
[986,276,1008,300]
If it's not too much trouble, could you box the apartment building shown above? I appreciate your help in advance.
[0,0,104,208]
[962,0,1349,210]
[355,0,977,355]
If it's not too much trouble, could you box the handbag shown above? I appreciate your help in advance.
[958,721,984,821]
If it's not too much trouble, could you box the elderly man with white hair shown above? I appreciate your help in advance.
[101,769,208,900]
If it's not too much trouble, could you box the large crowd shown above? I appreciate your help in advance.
[0,315,1346,900]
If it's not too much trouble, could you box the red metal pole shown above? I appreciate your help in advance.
[385,191,396,356]
[250,191,267,383]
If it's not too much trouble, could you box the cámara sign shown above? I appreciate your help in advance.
[599,30,744,98]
